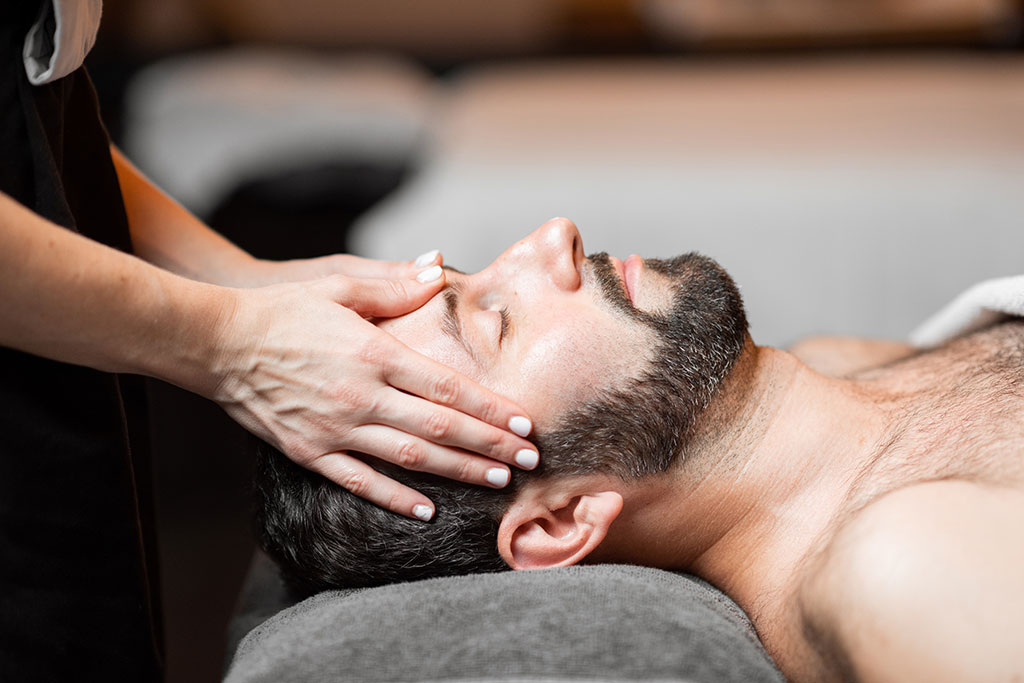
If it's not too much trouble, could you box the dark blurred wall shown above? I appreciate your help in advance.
[100,0,1023,58]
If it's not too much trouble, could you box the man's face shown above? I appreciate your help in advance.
[377,218,674,430]
[255,219,750,592]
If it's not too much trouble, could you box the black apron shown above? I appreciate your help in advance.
[0,2,164,680]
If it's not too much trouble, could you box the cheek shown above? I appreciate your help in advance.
[506,316,652,430]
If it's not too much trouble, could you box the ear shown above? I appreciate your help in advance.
[497,490,624,570]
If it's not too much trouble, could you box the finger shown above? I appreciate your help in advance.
[345,425,514,488]
[380,344,534,439]
[373,388,539,469]
[334,251,442,279]
[310,451,437,521]
[324,268,445,318]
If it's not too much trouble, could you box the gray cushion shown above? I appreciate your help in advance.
[225,557,783,683]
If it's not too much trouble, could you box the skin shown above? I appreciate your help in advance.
[0,147,541,520]
[379,218,1024,682]
[377,218,663,437]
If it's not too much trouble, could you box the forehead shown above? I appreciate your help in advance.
[377,275,656,431]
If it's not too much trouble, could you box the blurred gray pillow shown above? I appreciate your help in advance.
[225,560,783,683]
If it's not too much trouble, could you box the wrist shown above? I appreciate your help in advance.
[129,273,246,399]
[217,253,271,288]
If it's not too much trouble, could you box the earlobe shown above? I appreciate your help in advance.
[497,490,623,570]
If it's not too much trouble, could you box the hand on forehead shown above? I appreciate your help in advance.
[376,225,660,433]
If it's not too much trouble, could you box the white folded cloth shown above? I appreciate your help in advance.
[910,275,1024,348]
[23,0,102,85]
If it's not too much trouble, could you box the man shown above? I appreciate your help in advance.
[256,218,1024,682]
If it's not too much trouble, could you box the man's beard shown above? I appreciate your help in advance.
[531,252,749,480]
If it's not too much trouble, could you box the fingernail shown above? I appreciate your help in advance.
[485,468,510,487]
[514,449,539,469]
[416,265,443,283]
[415,249,440,267]
[508,416,532,437]
[413,504,434,521]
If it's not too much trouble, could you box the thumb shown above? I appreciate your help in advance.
[326,266,446,317]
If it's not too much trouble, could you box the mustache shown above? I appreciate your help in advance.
[587,251,701,320]
[586,252,637,316]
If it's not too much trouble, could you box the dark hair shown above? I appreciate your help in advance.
[255,253,748,596]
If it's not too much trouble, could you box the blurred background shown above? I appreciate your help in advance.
[85,1,1024,680]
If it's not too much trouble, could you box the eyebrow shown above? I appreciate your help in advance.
[441,280,477,363]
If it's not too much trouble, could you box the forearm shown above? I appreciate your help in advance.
[111,145,258,287]
[0,190,233,396]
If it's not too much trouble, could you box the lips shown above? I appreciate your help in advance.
[623,254,642,304]
[609,254,641,304]
[609,256,630,303]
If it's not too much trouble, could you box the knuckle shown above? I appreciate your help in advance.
[327,381,367,412]
[330,273,352,295]
[430,373,461,405]
[362,389,384,416]
[478,396,501,425]
[338,470,370,498]
[394,439,425,470]
[453,459,476,483]
[357,337,389,367]
[386,279,408,299]
[385,489,405,515]
[483,430,505,457]
[423,412,453,440]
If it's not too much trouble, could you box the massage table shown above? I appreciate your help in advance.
[225,551,784,682]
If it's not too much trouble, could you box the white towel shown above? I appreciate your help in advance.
[910,275,1024,348]
[23,0,103,86]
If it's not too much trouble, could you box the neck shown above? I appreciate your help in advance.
[601,342,897,616]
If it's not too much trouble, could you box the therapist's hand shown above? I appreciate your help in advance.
[231,249,446,287]
[209,266,537,521]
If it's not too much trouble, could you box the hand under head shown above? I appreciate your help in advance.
[256,218,750,594]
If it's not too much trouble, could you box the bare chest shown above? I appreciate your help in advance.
[763,322,1024,680]
[847,320,1024,508]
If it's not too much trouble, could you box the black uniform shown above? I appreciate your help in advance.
[0,2,163,680]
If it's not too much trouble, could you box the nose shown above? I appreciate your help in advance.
[496,217,583,291]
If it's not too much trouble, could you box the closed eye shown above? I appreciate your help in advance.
[499,306,511,344]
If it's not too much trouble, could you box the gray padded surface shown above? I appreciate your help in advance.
[225,562,783,683]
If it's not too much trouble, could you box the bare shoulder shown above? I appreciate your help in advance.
[799,479,1024,683]
[787,335,917,378]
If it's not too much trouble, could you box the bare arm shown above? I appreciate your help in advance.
[111,145,258,287]
[111,145,427,286]
[0,188,229,393]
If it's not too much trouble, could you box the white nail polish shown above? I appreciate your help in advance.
[508,416,532,437]
[413,504,434,521]
[415,249,440,267]
[485,468,510,487]
[416,265,443,283]
[515,449,539,469]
